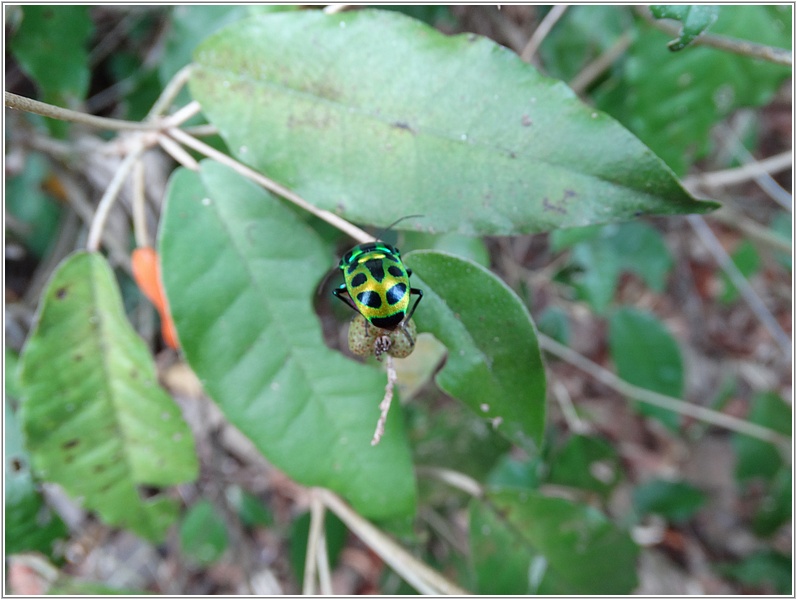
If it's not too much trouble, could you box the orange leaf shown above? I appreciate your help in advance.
[132,246,180,349]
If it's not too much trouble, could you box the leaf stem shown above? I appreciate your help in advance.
[538,333,790,445]
[166,127,374,244]
[317,489,469,595]
[637,6,792,65]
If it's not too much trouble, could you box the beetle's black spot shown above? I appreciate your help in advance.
[372,313,403,330]
[365,260,385,283]
[386,283,407,305]
[350,273,367,288]
[357,291,383,309]
[63,438,80,449]
[388,265,404,278]
[55,287,68,300]
[383,253,400,263]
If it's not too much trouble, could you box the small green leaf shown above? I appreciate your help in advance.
[228,486,273,528]
[554,222,673,313]
[752,466,791,537]
[18,252,198,542]
[405,251,547,451]
[732,391,791,483]
[718,240,760,304]
[650,5,720,50]
[472,489,639,594]
[608,307,684,430]
[536,306,570,346]
[180,500,229,566]
[159,161,416,519]
[716,549,792,594]
[6,397,68,558]
[769,212,791,270]
[633,479,706,522]
[486,454,543,490]
[191,9,715,237]
[547,434,621,496]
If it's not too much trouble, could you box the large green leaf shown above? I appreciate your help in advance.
[471,489,639,594]
[18,252,198,542]
[190,9,715,236]
[405,251,546,452]
[158,160,416,519]
[608,307,684,430]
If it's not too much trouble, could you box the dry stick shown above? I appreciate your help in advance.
[303,494,326,595]
[637,7,791,66]
[552,380,590,434]
[687,215,792,358]
[317,489,469,595]
[569,32,633,94]
[538,333,789,445]
[86,143,148,251]
[158,134,200,171]
[520,5,568,62]
[708,208,791,255]
[147,64,194,120]
[371,356,397,446]
[684,150,792,189]
[5,91,161,131]
[167,127,373,244]
[415,466,483,499]
[131,159,148,248]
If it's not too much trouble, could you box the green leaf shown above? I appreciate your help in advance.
[485,454,543,490]
[227,486,273,528]
[547,434,621,496]
[180,500,229,566]
[553,222,674,313]
[405,251,546,451]
[10,6,93,107]
[650,5,720,50]
[608,307,684,430]
[770,211,791,270]
[597,6,792,175]
[18,252,198,542]
[752,466,791,537]
[536,306,570,346]
[716,549,792,594]
[158,161,416,519]
[6,397,68,558]
[471,489,639,594]
[633,479,706,522]
[732,391,790,483]
[718,240,760,304]
[190,9,715,237]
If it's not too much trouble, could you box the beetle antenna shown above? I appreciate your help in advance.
[374,214,424,241]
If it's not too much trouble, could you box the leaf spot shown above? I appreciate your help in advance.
[63,438,80,449]
[11,457,24,471]
[55,287,69,299]
[521,114,532,127]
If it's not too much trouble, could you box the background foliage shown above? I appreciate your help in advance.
[5,5,792,595]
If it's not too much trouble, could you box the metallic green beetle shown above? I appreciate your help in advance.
[333,240,423,336]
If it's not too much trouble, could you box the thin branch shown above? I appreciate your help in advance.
[569,32,633,94]
[538,333,789,445]
[707,208,791,255]
[147,64,194,120]
[415,466,483,499]
[637,6,791,66]
[303,494,326,595]
[687,215,792,357]
[520,5,568,63]
[167,127,373,244]
[86,143,147,251]
[684,150,792,189]
[5,91,161,131]
[317,489,469,595]
[132,158,148,248]
[158,134,200,171]
[372,356,397,446]
[552,380,590,434]
[323,4,351,14]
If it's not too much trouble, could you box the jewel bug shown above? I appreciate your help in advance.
[333,218,423,349]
